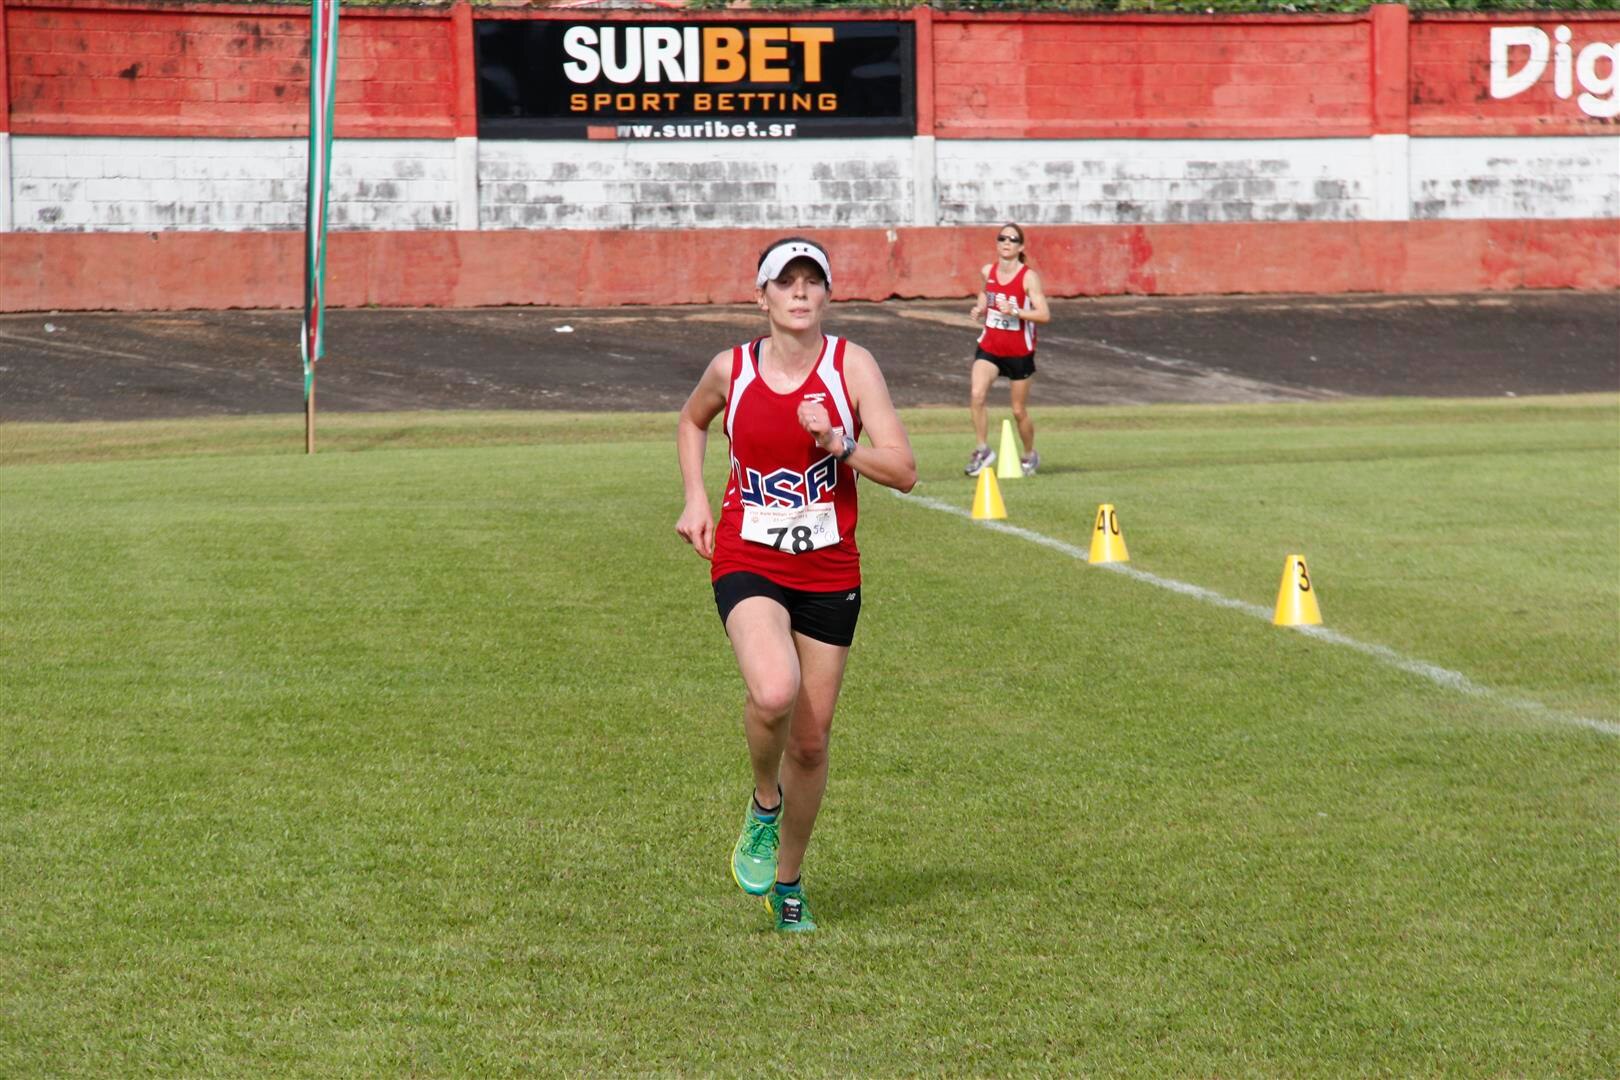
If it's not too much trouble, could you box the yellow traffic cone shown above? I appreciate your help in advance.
[1088,504,1129,563]
[971,465,1007,520]
[995,419,1022,480]
[1273,554,1322,626]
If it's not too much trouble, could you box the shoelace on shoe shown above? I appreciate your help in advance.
[743,817,779,858]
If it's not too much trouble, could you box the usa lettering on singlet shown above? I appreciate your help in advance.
[711,334,862,592]
[978,264,1036,358]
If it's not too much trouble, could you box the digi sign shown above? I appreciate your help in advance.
[1490,25,1620,119]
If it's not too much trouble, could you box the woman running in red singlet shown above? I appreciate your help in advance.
[675,236,917,933]
[964,222,1052,477]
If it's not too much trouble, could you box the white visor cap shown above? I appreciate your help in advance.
[756,240,831,289]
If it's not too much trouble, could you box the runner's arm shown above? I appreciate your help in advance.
[968,264,992,323]
[837,345,917,493]
[1016,269,1052,325]
[675,350,731,560]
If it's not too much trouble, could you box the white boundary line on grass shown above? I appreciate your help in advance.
[892,490,1620,738]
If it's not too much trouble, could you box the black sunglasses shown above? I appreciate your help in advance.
[996,234,1022,243]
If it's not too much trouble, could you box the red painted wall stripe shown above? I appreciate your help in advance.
[931,12,1376,140]
[0,0,12,134]
[1370,3,1409,134]
[913,4,934,138]
[5,1,456,138]
[449,0,474,140]
[4,221,1616,313]
[7,2,1618,141]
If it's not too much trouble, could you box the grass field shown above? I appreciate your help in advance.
[2,395,1616,1076]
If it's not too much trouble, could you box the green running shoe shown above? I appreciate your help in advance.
[765,883,817,933]
[730,803,780,896]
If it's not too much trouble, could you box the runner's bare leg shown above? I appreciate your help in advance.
[776,632,850,883]
[1010,374,1035,452]
[969,358,999,447]
[724,597,799,808]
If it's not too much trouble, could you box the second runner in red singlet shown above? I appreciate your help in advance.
[964,222,1052,478]
[978,262,1037,359]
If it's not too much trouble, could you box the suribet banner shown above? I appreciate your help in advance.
[475,20,915,139]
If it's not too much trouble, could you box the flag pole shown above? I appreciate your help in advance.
[303,0,338,454]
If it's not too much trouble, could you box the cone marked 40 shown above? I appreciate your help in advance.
[995,419,1023,480]
[1273,554,1322,626]
[1088,504,1129,563]
[971,465,1007,520]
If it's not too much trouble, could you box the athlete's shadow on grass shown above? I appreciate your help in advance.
[825,865,998,924]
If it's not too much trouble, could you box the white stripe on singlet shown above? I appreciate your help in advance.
[723,340,757,441]
[818,335,855,435]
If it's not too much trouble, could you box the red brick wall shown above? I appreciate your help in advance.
[6,3,1616,141]
[1410,13,1620,136]
[5,220,1617,312]
[0,0,12,134]
[931,14,1375,140]
[5,1,457,138]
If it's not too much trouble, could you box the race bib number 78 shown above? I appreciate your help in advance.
[740,503,839,555]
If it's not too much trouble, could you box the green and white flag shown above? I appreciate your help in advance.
[302,0,339,410]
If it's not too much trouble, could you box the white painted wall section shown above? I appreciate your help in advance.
[8,136,460,232]
[454,136,479,231]
[1409,136,1620,220]
[329,139,460,230]
[7,134,1618,233]
[0,134,12,231]
[935,138,1377,225]
[1370,134,1411,222]
[911,134,937,227]
[478,138,916,229]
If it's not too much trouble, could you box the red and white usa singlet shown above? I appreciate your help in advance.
[977,263,1037,358]
[711,335,862,592]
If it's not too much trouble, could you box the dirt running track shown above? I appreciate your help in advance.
[0,292,1615,423]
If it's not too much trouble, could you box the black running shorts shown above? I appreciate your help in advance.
[713,571,862,648]
[974,347,1037,381]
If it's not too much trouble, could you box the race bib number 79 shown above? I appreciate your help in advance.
[740,503,839,555]
[986,307,1020,331]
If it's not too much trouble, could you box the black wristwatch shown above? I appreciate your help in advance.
[836,433,857,462]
